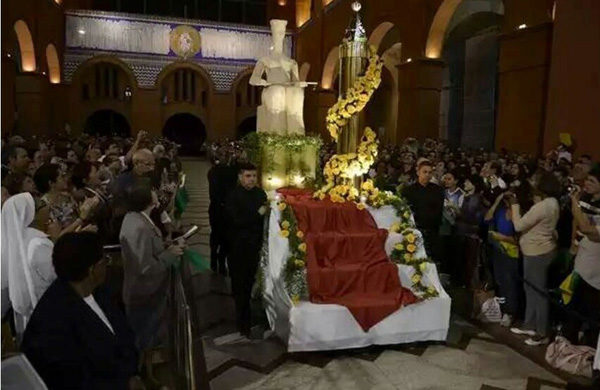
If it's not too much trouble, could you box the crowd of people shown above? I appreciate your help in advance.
[352,138,598,352]
[212,136,599,384]
[1,131,189,390]
[1,130,598,388]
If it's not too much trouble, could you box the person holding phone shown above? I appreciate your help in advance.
[225,163,267,338]
[119,183,185,388]
[508,172,561,346]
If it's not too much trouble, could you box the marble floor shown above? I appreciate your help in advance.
[178,159,582,390]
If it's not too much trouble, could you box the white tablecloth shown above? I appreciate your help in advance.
[263,202,451,352]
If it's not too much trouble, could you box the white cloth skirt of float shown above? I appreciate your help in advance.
[263,203,452,352]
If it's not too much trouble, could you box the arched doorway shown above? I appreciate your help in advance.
[13,20,36,72]
[84,110,131,137]
[439,3,504,149]
[45,44,60,84]
[163,113,206,156]
[237,116,257,139]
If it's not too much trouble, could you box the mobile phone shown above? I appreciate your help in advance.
[103,244,121,253]
[175,225,199,242]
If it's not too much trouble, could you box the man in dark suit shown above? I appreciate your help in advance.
[207,152,238,275]
[402,160,445,266]
[21,232,144,390]
[225,163,267,337]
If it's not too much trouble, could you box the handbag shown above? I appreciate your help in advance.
[545,336,595,378]
[477,296,504,323]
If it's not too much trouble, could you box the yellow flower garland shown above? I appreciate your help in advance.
[326,46,383,141]
[314,127,381,204]
[278,200,309,303]
[390,228,439,299]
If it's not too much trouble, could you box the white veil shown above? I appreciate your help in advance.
[1,193,39,320]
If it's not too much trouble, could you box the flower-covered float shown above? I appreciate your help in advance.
[254,3,450,352]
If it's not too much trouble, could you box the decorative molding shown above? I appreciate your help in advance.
[65,13,292,61]
[64,52,248,91]
[65,9,291,34]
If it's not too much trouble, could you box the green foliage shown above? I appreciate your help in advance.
[241,133,323,177]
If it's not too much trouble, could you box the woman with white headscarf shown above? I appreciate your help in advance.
[1,192,56,340]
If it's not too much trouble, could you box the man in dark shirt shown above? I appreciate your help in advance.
[208,153,238,275]
[225,163,267,337]
[22,232,142,390]
[402,160,445,265]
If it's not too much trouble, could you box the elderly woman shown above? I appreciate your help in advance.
[508,172,561,346]
[34,163,98,240]
[1,193,56,340]
[119,183,185,387]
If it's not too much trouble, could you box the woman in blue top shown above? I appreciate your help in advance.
[485,192,520,327]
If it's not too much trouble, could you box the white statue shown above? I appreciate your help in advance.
[250,20,308,136]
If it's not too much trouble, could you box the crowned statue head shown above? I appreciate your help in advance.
[270,19,287,54]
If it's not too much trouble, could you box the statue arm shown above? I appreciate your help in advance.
[291,61,308,87]
[291,60,300,82]
[249,60,268,86]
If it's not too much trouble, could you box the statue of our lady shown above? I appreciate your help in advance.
[249,19,307,136]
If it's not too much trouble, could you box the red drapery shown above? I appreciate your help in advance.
[278,188,418,331]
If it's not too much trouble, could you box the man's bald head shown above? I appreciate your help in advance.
[132,149,155,176]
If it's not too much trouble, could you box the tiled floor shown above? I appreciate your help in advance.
[179,159,584,390]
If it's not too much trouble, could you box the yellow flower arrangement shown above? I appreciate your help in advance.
[314,128,380,203]
[390,226,438,299]
[326,46,383,141]
[280,202,309,303]
[411,273,422,284]
[278,202,287,211]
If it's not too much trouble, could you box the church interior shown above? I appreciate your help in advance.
[3,0,599,158]
[2,1,600,390]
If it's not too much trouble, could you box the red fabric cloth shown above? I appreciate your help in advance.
[278,188,419,331]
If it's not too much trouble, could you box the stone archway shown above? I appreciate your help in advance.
[368,22,401,55]
[45,44,60,84]
[231,68,260,137]
[157,61,213,136]
[321,46,339,90]
[84,109,131,137]
[13,20,36,72]
[426,0,504,58]
[69,56,137,134]
[163,113,207,156]
[299,62,311,81]
[237,115,257,139]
